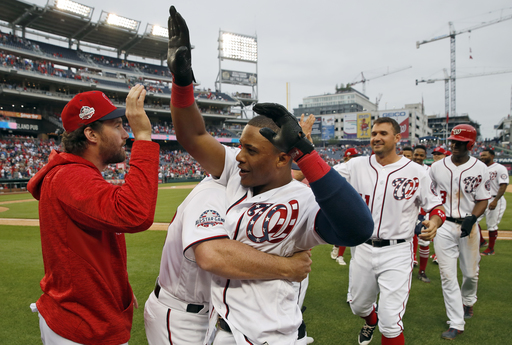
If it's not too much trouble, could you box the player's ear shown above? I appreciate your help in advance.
[394,132,401,144]
[276,152,291,169]
[84,126,99,144]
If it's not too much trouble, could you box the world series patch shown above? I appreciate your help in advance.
[195,210,225,228]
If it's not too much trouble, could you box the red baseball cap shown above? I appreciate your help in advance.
[344,148,360,158]
[61,91,125,132]
[445,150,452,156]
[432,147,446,155]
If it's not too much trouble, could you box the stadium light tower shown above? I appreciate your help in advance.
[148,24,168,38]
[52,0,93,19]
[216,30,258,117]
[99,11,140,32]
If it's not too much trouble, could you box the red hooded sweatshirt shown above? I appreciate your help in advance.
[28,141,159,344]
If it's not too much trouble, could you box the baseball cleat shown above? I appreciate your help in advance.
[441,327,463,340]
[480,240,488,248]
[431,253,438,264]
[417,271,431,283]
[306,336,314,344]
[481,249,495,256]
[330,246,338,260]
[358,322,377,345]
[336,256,347,265]
[463,305,473,319]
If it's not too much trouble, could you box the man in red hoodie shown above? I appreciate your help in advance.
[28,84,159,345]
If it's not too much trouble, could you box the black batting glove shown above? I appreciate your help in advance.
[167,6,195,86]
[254,103,314,161]
[460,214,477,238]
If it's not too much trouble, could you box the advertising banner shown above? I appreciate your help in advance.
[344,113,357,139]
[321,115,335,140]
[381,111,409,139]
[221,70,257,86]
[357,113,371,139]
[0,110,41,120]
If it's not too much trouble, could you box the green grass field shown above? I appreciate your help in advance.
[1,180,511,344]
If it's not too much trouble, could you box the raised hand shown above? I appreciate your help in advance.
[167,6,195,86]
[254,103,314,161]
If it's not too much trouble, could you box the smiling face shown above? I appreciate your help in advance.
[413,148,426,165]
[371,122,400,157]
[236,125,290,195]
[97,118,129,166]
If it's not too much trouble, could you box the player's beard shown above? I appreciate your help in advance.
[99,136,126,165]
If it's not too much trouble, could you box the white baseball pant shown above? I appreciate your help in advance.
[349,241,413,338]
[144,291,209,345]
[477,198,507,231]
[434,221,480,331]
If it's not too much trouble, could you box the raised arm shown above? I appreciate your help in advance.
[255,103,373,246]
[167,6,224,177]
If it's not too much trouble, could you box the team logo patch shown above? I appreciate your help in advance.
[195,209,225,228]
[485,179,491,191]
[430,181,438,196]
[502,174,508,180]
[245,201,299,244]
[392,177,419,200]
[79,106,95,120]
[463,175,482,193]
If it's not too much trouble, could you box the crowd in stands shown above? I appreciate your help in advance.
[0,135,509,185]
[122,121,237,138]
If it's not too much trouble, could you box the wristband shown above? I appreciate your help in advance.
[171,83,195,108]
[296,151,330,183]
[430,208,446,226]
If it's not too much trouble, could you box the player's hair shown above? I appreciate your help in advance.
[61,121,104,156]
[402,146,413,152]
[248,115,280,132]
[414,144,427,152]
[374,117,400,135]
[482,147,495,156]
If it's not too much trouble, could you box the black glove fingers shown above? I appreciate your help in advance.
[259,127,277,142]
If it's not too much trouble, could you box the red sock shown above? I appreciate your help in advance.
[338,246,346,256]
[488,230,497,251]
[413,235,418,261]
[382,333,404,345]
[478,224,486,244]
[362,308,377,326]
[419,245,429,271]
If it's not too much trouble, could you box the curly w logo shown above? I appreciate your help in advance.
[463,175,482,193]
[392,177,419,200]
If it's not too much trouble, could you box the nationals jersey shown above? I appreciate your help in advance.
[334,155,441,240]
[210,146,326,345]
[157,177,229,304]
[486,162,509,196]
[429,156,491,218]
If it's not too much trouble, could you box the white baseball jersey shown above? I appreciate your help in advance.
[210,146,326,345]
[429,157,491,218]
[158,177,228,304]
[334,155,441,240]
[486,162,509,196]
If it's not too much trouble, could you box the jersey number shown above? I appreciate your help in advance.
[440,191,447,204]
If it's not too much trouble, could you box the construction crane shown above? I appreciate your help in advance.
[348,65,412,95]
[416,68,512,143]
[416,11,512,118]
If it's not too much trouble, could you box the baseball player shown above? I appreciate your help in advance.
[334,117,445,345]
[166,7,374,344]
[429,124,491,340]
[144,178,312,345]
[330,147,361,266]
[411,145,432,282]
[431,146,446,162]
[401,146,413,160]
[478,148,509,256]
